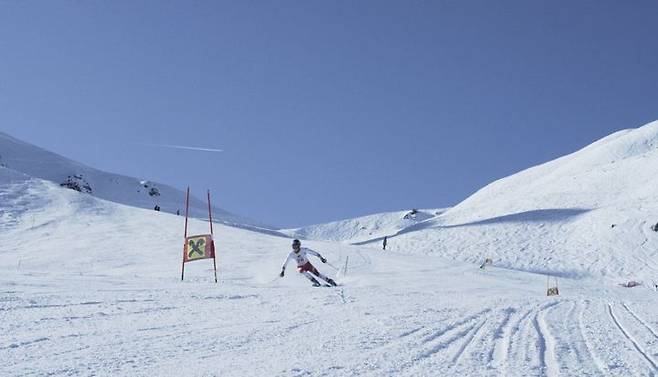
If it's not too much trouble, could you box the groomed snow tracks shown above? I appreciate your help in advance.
[607,303,658,372]
[371,299,658,376]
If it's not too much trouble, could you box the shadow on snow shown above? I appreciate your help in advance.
[352,208,591,246]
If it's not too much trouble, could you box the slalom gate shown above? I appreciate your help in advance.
[181,187,218,283]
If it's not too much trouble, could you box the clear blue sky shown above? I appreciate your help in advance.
[2,1,658,227]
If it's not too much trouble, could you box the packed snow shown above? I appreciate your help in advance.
[2,122,658,376]
[285,208,447,243]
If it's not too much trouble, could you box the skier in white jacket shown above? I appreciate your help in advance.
[280,239,337,287]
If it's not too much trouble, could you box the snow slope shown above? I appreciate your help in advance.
[302,121,658,283]
[285,208,447,243]
[2,156,658,376]
[0,131,262,227]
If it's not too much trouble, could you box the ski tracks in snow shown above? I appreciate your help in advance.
[375,308,494,375]
[505,301,562,377]
[533,302,560,377]
[577,299,658,376]
[621,303,658,340]
[504,298,658,377]
[607,303,658,372]
[540,300,607,376]
[374,297,658,377]
[378,301,571,376]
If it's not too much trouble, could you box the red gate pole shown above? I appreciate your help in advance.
[208,190,217,283]
[181,187,190,281]
[212,244,218,283]
[207,190,214,235]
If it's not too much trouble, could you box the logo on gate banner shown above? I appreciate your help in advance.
[184,234,215,262]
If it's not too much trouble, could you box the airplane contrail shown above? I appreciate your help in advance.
[138,143,224,153]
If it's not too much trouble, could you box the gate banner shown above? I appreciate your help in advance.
[184,234,215,262]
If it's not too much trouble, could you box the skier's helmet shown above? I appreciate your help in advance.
[292,239,301,249]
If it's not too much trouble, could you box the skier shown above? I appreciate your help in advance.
[280,239,337,287]
[383,236,387,250]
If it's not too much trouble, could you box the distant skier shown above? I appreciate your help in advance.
[383,236,388,250]
[280,239,337,287]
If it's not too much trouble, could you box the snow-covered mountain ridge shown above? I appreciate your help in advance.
[445,121,658,223]
[0,131,264,228]
[290,121,658,282]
